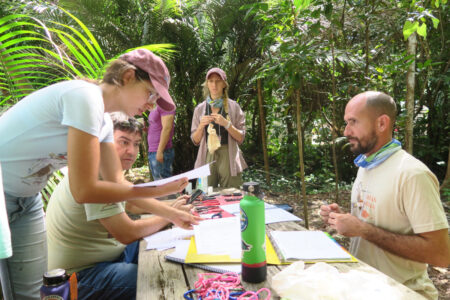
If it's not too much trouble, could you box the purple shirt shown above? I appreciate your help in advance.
[147,106,175,152]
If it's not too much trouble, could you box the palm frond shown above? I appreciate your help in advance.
[0,9,106,106]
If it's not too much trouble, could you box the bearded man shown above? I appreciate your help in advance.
[320,91,450,300]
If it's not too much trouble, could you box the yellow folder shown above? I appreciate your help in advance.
[184,235,282,264]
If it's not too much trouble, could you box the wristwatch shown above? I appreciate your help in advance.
[225,121,231,129]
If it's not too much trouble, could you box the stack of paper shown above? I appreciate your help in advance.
[184,217,281,265]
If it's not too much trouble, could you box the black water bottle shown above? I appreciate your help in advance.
[240,182,267,283]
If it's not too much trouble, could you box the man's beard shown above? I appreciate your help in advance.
[347,131,378,155]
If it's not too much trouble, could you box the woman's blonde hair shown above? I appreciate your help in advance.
[202,76,230,119]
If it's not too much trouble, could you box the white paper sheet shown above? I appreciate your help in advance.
[135,163,211,187]
[220,202,275,215]
[265,207,302,224]
[219,203,302,224]
[144,227,194,250]
[193,217,241,259]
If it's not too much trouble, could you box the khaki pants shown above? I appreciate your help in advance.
[206,145,243,188]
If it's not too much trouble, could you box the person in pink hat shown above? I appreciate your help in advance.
[0,48,200,299]
[191,68,247,188]
[46,113,194,300]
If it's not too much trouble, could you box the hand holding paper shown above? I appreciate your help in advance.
[135,164,211,188]
[160,177,189,194]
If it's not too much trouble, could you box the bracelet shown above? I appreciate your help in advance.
[225,121,231,129]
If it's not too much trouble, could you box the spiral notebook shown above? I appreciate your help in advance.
[268,230,357,263]
[165,240,241,274]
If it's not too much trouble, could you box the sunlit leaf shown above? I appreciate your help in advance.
[417,23,427,38]
[431,17,439,29]
[402,20,418,40]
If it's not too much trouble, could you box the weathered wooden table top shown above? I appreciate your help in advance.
[137,220,426,300]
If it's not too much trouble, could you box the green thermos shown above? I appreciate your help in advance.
[240,182,266,283]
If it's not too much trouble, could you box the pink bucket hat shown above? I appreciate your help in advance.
[120,48,175,111]
[206,67,227,81]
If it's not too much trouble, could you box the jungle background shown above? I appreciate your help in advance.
[0,0,449,298]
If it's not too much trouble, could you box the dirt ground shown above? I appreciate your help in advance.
[263,190,450,300]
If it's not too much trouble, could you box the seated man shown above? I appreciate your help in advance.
[46,113,192,300]
[320,91,450,299]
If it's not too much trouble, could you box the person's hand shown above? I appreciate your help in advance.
[156,150,164,163]
[199,115,213,128]
[319,203,342,224]
[160,177,189,195]
[328,212,365,237]
[210,113,228,127]
[169,209,203,230]
[171,195,193,213]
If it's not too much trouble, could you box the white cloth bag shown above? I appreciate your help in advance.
[272,261,405,300]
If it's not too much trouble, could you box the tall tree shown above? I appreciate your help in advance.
[405,32,417,154]
[257,79,270,185]
[330,27,339,202]
[296,88,308,228]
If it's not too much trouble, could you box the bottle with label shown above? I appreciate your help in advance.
[240,181,266,283]
[197,177,208,193]
[197,177,203,192]
[40,268,70,300]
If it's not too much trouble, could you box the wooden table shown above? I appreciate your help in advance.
[137,219,426,299]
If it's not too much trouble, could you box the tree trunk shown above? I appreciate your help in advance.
[330,28,339,203]
[257,79,270,185]
[364,0,370,86]
[340,0,347,42]
[296,89,308,229]
[441,145,450,192]
[405,32,417,154]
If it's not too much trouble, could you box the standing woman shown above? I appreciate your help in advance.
[0,48,199,299]
[191,68,247,188]
[147,103,175,180]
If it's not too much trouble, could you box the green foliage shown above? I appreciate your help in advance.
[442,187,450,203]
[243,164,352,195]
[401,0,442,40]
[1,0,448,200]
[0,3,106,107]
